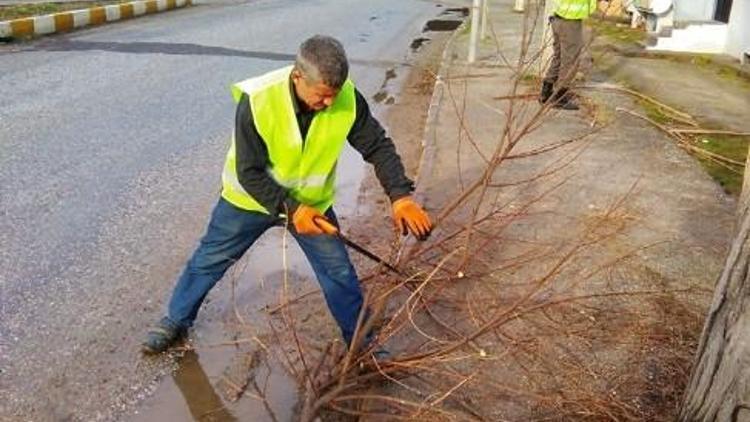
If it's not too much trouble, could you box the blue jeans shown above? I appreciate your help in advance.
[166,197,364,345]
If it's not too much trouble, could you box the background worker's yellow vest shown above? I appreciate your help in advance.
[554,0,596,19]
[221,66,357,215]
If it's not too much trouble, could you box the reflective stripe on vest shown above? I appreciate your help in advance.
[221,66,357,214]
[554,0,596,19]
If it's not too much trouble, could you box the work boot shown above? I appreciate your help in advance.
[357,330,392,363]
[552,88,579,110]
[358,345,393,371]
[141,317,187,355]
[539,81,554,104]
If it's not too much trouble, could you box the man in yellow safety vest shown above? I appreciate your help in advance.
[539,0,598,110]
[142,35,432,355]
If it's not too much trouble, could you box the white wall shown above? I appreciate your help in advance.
[725,0,749,59]
[674,0,714,21]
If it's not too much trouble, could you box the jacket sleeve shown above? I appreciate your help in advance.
[347,89,415,201]
[234,93,300,216]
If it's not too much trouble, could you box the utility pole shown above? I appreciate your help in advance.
[480,0,488,40]
[468,0,481,63]
[539,0,554,76]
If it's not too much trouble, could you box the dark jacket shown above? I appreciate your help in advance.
[233,88,414,216]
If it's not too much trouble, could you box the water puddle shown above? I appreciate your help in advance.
[423,19,463,32]
[384,67,397,83]
[410,37,431,52]
[132,236,311,422]
[133,347,296,422]
[373,91,395,105]
[442,7,470,17]
[422,6,467,33]
[372,67,399,104]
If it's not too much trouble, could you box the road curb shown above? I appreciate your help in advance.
[393,19,465,263]
[412,21,465,197]
[0,0,191,39]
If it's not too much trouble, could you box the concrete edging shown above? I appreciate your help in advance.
[0,0,190,39]
[392,20,465,262]
[412,21,466,197]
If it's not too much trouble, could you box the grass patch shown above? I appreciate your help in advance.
[0,3,60,20]
[693,135,749,196]
[695,157,743,196]
[691,56,750,87]
[690,54,713,67]
[0,1,126,20]
[636,97,672,126]
[587,18,749,196]
[520,72,540,85]
[587,17,646,48]
[635,98,748,196]
[632,52,750,86]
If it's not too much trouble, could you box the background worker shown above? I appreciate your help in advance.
[539,0,598,110]
[142,35,432,354]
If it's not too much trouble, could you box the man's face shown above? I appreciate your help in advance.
[292,70,339,111]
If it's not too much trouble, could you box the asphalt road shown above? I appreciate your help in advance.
[0,0,441,419]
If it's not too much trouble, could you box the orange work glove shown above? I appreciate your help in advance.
[292,205,338,235]
[392,196,432,241]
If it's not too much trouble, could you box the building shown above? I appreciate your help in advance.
[633,0,749,63]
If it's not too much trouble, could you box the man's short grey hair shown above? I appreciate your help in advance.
[294,35,349,89]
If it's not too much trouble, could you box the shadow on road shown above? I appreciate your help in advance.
[37,40,296,61]
[29,39,405,68]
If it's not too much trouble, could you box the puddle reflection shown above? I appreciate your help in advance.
[174,350,238,422]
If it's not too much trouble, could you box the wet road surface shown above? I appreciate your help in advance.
[0,0,446,419]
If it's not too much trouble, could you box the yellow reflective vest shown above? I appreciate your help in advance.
[554,0,596,19]
[221,66,357,214]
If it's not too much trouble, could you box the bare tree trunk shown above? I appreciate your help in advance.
[679,153,750,421]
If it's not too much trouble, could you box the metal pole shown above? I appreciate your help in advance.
[468,0,481,63]
[513,0,525,13]
[539,0,554,77]
[480,0,488,40]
